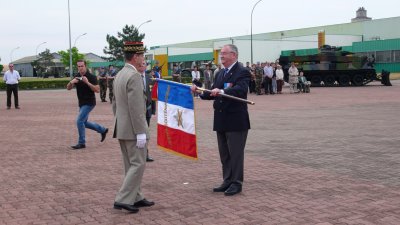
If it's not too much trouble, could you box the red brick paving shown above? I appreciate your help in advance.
[0,81,400,224]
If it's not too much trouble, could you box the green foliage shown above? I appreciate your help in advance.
[0,78,70,91]
[58,47,86,73]
[103,25,145,61]
[0,64,3,73]
[31,49,55,77]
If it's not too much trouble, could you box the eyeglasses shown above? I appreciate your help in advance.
[220,51,234,56]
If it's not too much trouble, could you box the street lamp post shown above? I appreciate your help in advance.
[68,0,73,78]
[10,47,20,63]
[74,33,87,47]
[137,20,152,31]
[251,0,263,65]
[35,42,47,59]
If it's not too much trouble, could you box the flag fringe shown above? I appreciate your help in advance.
[157,145,198,161]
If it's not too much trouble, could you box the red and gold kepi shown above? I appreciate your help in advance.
[123,41,145,54]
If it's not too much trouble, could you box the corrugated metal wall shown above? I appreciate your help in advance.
[353,38,400,52]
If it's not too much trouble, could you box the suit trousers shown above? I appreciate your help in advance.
[6,84,19,108]
[115,139,147,204]
[216,130,248,185]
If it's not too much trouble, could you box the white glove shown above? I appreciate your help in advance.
[136,133,147,149]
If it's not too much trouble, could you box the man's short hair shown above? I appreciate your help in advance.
[77,59,86,65]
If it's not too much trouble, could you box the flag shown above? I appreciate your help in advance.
[154,79,198,160]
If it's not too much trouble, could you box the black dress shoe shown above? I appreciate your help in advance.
[101,128,108,142]
[146,156,154,162]
[133,199,155,208]
[224,183,242,196]
[71,144,86,149]
[113,202,139,213]
[213,182,231,192]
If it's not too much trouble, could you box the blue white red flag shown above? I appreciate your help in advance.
[153,79,198,160]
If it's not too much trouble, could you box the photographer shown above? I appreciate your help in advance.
[66,60,108,150]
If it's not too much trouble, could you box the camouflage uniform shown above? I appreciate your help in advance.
[107,68,117,103]
[254,66,264,95]
[98,69,107,102]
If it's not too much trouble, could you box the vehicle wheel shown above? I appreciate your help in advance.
[310,76,322,86]
[338,74,350,86]
[324,75,335,86]
[352,74,364,86]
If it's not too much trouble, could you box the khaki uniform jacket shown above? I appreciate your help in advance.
[112,63,149,140]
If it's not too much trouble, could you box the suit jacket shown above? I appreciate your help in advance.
[202,62,251,132]
[112,63,149,140]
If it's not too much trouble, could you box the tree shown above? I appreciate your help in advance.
[58,47,86,74]
[103,24,145,61]
[31,49,54,77]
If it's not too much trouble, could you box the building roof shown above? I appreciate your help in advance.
[12,52,106,65]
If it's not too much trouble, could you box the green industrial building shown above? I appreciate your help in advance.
[147,8,400,74]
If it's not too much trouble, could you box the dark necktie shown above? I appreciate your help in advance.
[223,68,229,78]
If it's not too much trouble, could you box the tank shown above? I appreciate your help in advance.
[278,45,388,87]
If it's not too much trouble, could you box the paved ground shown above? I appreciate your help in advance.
[0,81,399,225]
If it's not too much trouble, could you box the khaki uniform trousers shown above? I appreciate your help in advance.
[114,139,147,204]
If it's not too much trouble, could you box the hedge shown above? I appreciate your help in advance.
[0,78,70,91]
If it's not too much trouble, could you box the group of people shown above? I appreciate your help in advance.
[65,43,251,213]
[97,65,117,103]
[247,61,310,95]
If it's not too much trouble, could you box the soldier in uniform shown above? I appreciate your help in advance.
[254,62,264,95]
[98,67,107,102]
[107,65,117,103]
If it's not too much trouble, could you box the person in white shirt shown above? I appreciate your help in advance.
[288,62,299,94]
[3,63,21,109]
[275,64,285,94]
[191,65,201,98]
[263,63,274,94]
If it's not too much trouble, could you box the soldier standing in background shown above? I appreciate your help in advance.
[107,65,117,103]
[98,67,107,102]
[254,62,264,95]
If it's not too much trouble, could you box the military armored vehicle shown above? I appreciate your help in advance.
[279,45,391,86]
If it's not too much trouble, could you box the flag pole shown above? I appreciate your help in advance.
[152,78,255,105]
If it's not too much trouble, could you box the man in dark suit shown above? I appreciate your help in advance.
[191,44,251,196]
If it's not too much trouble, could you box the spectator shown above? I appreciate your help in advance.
[275,64,284,94]
[288,62,299,94]
[3,63,20,109]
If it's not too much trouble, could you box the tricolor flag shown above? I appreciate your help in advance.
[152,79,198,160]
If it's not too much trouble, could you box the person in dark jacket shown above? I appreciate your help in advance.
[191,44,251,196]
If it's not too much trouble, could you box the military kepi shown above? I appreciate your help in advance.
[123,41,145,54]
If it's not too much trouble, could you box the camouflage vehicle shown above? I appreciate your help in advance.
[279,45,391,86]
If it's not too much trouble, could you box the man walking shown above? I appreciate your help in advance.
[112,41,155,213]
[66,60,108,149]
[3,63,20,109]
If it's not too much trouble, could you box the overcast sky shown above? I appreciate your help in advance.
[1,0,398,64]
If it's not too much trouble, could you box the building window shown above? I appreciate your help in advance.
[375,51,391,63]
[392,50,400,62]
